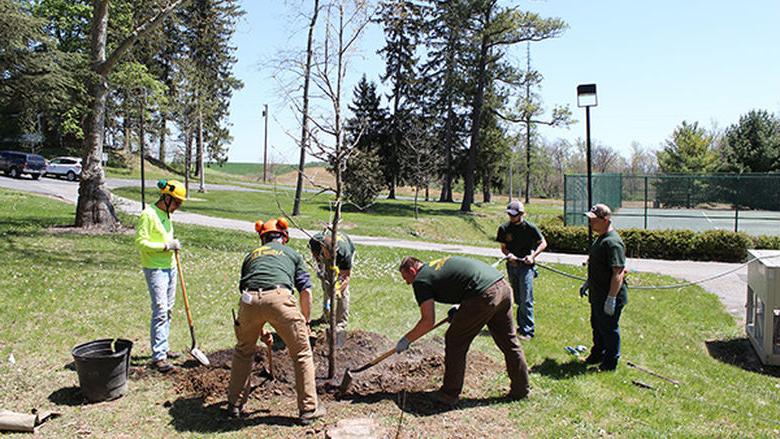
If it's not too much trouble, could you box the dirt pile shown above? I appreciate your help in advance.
[173,329,501,403]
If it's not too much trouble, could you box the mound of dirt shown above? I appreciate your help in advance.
[173,329,501,403]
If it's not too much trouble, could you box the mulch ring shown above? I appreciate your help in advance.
[171,329,502,404]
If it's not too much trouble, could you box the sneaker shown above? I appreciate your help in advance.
[507,390,529,401]
[152,359,174,373]
[166,351,183,359]
[299,404,326,426]
[226,403,242,419]
[428,390,459,406]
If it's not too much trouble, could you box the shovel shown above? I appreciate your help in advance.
[174,250,210,367]
[338,316,449,394]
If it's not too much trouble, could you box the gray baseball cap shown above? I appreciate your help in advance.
[506,200,525,216]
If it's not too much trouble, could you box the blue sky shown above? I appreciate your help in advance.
[225,0,780,164]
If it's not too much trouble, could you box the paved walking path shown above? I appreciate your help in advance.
[0,176,749,320]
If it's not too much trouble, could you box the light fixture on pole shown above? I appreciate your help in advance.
[577,83,597,242]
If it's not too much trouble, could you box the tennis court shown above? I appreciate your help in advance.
[612,207,780,236]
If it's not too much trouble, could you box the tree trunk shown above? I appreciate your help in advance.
[159,116,167,162]
[75,0,189,228]
[388,176,396,199]
[184,129,191,198]
[197,98,206,192]
[293,0,319,216]
[122,113,131,151]
[460,8,491,213]
[482,172,491,203]
[76,0,118,228]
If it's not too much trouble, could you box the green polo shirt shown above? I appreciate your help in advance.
[239,241,311,293]
[496,220,544,258]
[587,229,628,303]
[412,256,504,305]
[310,232,356,270]
[135,205,174,269]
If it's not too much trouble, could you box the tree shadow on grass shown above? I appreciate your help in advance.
[705,337,780,378]
[530,357,594,380]
[339,390,517,417]
[167,396,299,433]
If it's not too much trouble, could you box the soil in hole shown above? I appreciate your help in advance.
[173,329,502,403]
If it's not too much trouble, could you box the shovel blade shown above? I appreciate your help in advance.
[191,347,210,367]
[338,369,353,394]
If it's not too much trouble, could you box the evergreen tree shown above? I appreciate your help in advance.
[342,76,389,207]
[722,110,780,173]
[459,1,566,212]
[656,121,717,174]
[420,0,472,202]
[377,0,425,199]
[178,0,244,190]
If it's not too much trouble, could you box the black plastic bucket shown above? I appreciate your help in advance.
[71,338,133,403]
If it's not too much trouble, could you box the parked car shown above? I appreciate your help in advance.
[46,156,82,181]
[0,150,46,179]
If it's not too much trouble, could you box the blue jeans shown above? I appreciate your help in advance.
[507,263,536,337]
[589,296,624,369]
[143,268,177,362]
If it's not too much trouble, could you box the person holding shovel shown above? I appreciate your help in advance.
[226,217,326,425]
[397,255,530,406]
[134,179,186,373]
[308,230,355,345]
[496,199,547,340]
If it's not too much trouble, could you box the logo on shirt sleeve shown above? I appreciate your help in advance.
[429,256,451,270]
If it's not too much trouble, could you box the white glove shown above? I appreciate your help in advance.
[165,239,182,251]
[604,296,616,316]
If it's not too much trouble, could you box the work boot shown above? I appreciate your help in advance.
[584,352,603,365]
[226,403,242,419]
[507,389,529,401]
[299,404,326,426]
[166,351,182,359]
[152,359,174,373]
[598,361,618,372]
[428,390,459,407]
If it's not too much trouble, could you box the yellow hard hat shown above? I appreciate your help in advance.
[157,179,186,201]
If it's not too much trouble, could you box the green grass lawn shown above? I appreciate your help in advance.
[112,186,563,248]
[1,190,778,437]
[210,162,326,177]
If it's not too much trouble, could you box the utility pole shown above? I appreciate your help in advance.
[262,104,268,182]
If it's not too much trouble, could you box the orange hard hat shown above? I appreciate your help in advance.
[255,217,290,243]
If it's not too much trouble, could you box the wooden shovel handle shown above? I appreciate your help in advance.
[174,250,194,327]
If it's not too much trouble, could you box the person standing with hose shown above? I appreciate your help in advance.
[496,200,547,340]
[580,204,628,371]
[226,217,326,425]
[134,179,186,373]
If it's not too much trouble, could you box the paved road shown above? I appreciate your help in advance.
[0,174,750,320]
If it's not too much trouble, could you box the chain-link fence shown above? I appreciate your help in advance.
[565,173,780,236]
[564,173,623,226]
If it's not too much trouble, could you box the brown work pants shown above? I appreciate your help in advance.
[442,278,530,398]
[227,288,318,414]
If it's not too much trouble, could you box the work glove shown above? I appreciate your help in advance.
[604,296,617,316]
[447,305,460,323]
[395,336,410,353]
[165,239,182,251]
[579,281,589,298]
[260,331,274,347]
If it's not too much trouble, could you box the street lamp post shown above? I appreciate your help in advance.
[577,83,597,243]
[262,104,269,183]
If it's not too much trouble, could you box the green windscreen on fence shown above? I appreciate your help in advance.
[564,173,623,226]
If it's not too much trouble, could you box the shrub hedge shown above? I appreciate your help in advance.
[539,224,777,263]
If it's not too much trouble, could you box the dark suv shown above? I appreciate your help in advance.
[0,150,46,179]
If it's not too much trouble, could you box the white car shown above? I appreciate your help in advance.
[46,156,82,181]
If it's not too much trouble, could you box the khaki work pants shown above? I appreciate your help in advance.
[443,278,530,398]
[319,270,350,332]
[227,288,318,414]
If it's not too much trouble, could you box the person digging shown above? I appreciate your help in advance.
[308,230,356,346]
[226,217,326,425]
[134,179,186,373]
[397,255,531,406]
